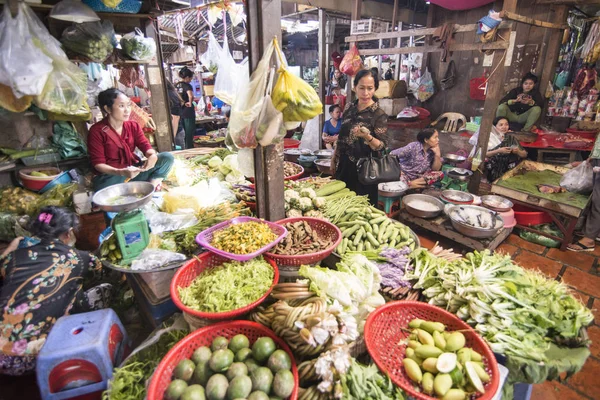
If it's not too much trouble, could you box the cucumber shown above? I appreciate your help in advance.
[370,216,387,225]
[323,189,353,201]
[342,225,360,238]
[356,242,364,252]
[373,224,379,235]
[316,180,346,196]
[353,228,365,246]
[366,232,380,248]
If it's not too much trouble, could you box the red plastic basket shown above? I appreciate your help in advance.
[264,217,342,266]
[284,138,301,149]
[195,217,288,262]
[147,321,299,400]
[170,252,279,321]
[364,301,500,400]
[470,75,487,101]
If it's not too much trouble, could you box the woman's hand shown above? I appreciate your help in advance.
[121,166,141,179]
[143,154,158,171]
[185,102,192,107]
[2,236,23,257]
[497,147,512,155]
[409,178,427,189]
[354,126,371,139]
[431,144,441,157]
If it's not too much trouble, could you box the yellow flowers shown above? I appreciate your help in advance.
[211,222,277,255]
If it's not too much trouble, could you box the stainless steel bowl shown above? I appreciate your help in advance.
[92,182,155,212]
[403,194,444,219]
[314,149,334,159]
[284,149,312,163]
[447,204,504,238]
[378,181,409,197]
[447,168,473,182]
[481,195,514,212]
[314,159,333,175]
[444,154,467,164]
[441,190,474,204]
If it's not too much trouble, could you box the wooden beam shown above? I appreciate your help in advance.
[145,20,173,153]
[318,8,327,148]
[359,40,509,56]
[351,0,362,21]
[499,10,567,29]
[281,0,427,26]
[246,0,285,222]
[539,5,569,98]
[536,0,600,4]
[421,4,435,75]
[346,21,512,42]
[469,0,518,193]
[391,0,399,29]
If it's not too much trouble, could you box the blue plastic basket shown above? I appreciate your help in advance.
[39,169,77,194]
[83,0,142,14]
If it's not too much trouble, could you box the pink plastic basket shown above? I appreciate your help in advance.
[196,216,288,261]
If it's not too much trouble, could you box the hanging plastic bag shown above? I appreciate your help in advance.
[272,41,323,124]
[61,21,116,63]
[0,5,53,98]
[214,32,249,105]
[417,67,435,102]
[254,68,285,147]
[35,58,88,115]
[120,28,156,61]
[229,37,276,149]
[560,160,594,194]
[200,32,223,74]
[0,83,33,113]
[339,44,363,76]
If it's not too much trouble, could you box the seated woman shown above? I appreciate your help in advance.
[391,128,444,189]
[0,207,102,376]
[469,116,527,182]
[496,72,543,132]
[322,104,342,149]
[88,88,174,192]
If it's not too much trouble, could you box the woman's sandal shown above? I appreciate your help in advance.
[567,240,595,252]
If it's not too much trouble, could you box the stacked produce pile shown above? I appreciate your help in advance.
[406,249,593,393]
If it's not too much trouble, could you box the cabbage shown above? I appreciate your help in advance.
[208,156,223,169]
[219,164,231,175]
[225,170,244,183]
[223,154,239,171]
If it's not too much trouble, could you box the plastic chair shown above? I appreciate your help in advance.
[431,112,467,132]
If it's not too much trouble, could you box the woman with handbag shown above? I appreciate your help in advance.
[176,67,197,149]
[88,88,174,192]
[391,128,444,189]
[331,69,389,204]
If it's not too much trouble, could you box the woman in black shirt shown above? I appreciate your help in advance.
[176,67,196,149]
[331,69,389,204]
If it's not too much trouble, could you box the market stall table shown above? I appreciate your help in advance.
[491,160,591,251]
[520,132,595,164]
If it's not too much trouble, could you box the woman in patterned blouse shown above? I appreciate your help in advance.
[331,69,388,204]
[0,207,101,376]
[391,128,444,189]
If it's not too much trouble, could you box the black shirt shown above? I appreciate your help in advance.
[176,81,196,119]
[500,87,544,115]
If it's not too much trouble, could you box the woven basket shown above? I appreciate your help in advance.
[128,101,150,128]
[364,301,500,400]
[147,321,299,400]
[171,253,279,329]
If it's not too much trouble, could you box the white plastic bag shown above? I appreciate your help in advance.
[0,5,53,97]
[229,38,276,149]
[120,28,156,61]
[300,115,321,151]
[214,36,249,106]
[254,67,285,147]
[417,67,435,102]
[148,211,198,234]
[130,249,186,271]
[200,32,222,74]
[560,160,594,194]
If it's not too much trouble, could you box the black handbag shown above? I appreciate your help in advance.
[356,150,401,185]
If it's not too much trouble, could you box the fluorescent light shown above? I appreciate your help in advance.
[171,0,191,5]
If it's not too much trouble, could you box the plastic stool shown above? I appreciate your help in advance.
[37,309,130,400]
[377,194,402,217]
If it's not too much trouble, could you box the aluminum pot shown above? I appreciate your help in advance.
[481,195,514,212]
[447,204,504,238]
[403,194,444,219]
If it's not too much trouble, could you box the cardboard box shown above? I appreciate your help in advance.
[379,98,408,117]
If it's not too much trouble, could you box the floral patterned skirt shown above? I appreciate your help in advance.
[0,354,36,376]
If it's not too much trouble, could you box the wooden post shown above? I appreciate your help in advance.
[468,0,518,193]
[351,0,362,20]
[394,22,402,80]
[246,0,285,221]
[145,20,173,152]
[421,4,435,75]
[318,7,327,148]
[539,5,569,98]
[346,0,363,102]
[391,0,399,29]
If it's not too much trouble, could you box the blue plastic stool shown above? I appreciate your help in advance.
[36,309,130,400]
[377,194,402,217]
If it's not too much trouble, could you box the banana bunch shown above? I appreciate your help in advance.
[272,69,323,122]
[299,385,328,400]
[298,359,319,387]
[100,235,123,264]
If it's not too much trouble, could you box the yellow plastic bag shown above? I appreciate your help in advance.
[0,83,32,112]
[161,187,203,214]
[271,43,323,123]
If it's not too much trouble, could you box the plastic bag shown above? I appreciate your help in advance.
[560,160,594,194]
[214,32,249,105]
[272,42,323,124]
[36,58,88,115]
[339,44,363,76]
[519,224,563,248]
[0,213,30,242]
[120,28,156,61]
[200,32,222,74]
[417,68,435,102]
[253,68,285,147]
[229,38,276,149]
[148,210,197,234]
[0,5,53,98]
[61,21,115,63]
[299,115,321,151]
[130,249,186,271]
[0,83,33,113]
